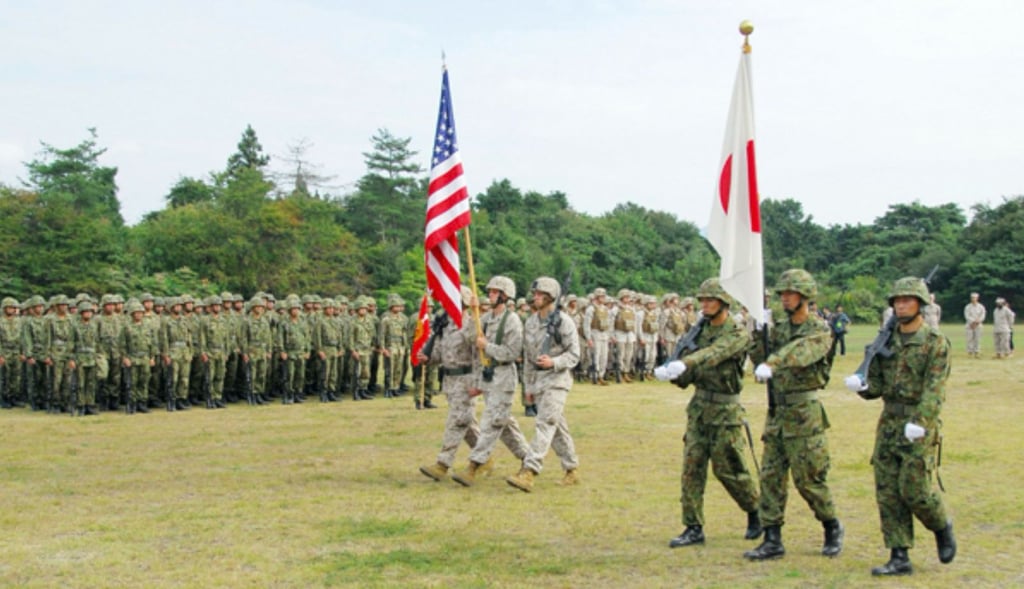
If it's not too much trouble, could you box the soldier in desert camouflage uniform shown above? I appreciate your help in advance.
[419,286,491,481]
[583,288,612,385]
[451,276,530,487]
[657,279,761,548]
[963,292,985,357]
[506,276,581,493]
[845,277,957,576]
[745,269,843,561]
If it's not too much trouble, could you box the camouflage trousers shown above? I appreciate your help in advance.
[384,345,405,389]
[681,420,760,527]
[126,360,151,403]
[995,332,1012,355]
[873,424,949,549]
[524,387,579,474]
[435,373,481,468]
[757,429,837,527]
[73,365,98,407]
[965,325,982,353]
[168,354,192,400]
[638,335,658,373]
[469,388,530,465]
[590,335,609,377]
[206,355,226,401]
[1,354,21,401]
[283,355,306,395]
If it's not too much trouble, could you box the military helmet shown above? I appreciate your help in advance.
[486,276,516,299]
[2,297,18,309]
[566,294,578,304]
[264,293,276,303]
[323,298,337,309]
[206,295,223,307]
[140,292,155,303]
[617,288,632,300]
[112,294,125,304]
[77,300,95,313]
[593,287,607,298]
[288,299,303,310]
[354,296,370,310]
[221,291,234,301]
[336,295,349,306]
[168,296,183,308]
[54,294,69,306]
[301,294,314,305]
[387,293,405,308]
[179,294,194,305]
[460,285,474,307]
[888,277,930,306]
[531,276,561,302]
[27,295,45,307]
[249,296,266,309]
[681,296,694,307]
[774,269,818,299]
[516,297,527,307]
[697,278,734,307]
[126,301,145,314]
[154,296,166,307]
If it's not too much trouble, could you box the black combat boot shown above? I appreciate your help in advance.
[668,525,705,548]
[175,398,189,411]
[214,399,226,409]
[744,525,785,560]
[822,519,844,557]
[935,521,956,564]
[415,399,422,410]
[423,399,437,409]
[136,403,150,414]
[871,548,912,576]
[745,511,763,540]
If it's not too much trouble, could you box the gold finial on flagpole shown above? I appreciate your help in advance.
[739,20,754,53]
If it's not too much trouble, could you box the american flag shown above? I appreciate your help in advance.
[424,68,471,326]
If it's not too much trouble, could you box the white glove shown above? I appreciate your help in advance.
[904,422,926,442]
[654,366,671,381]
[844,374,868,392]
[754,363,773,381]
[667,360,687,379]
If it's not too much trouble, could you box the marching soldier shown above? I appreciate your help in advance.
[845,277,957,576]
[746,269,843,561]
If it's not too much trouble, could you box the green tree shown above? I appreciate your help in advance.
[226,124,270,177]
[166,176,217,208]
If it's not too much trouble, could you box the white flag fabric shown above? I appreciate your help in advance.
[707,49,764,324]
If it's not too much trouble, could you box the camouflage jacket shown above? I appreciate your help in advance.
[863,323,950,440]
[242,314,273,357]
[673,317,751,426]
[0,316,21,355]
[161,315,194,358]
[71,319,101,368]
[475,308,522,393]
[351,315,376,353]
[202,313,234,359]
[379,312,408,348]
[21,315,49,358]
[121,319,159,361]
[522,309,580,393]
[428,310,476,370]
[96,313,123,357]
[47,314,76,360]
[276,317,310,355]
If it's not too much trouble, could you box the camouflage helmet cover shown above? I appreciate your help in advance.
[387,293,405,308]
[888,276,930,306]
[2,297,18,309]
[530,276,560,302]
[459,285,474,307]
[592,287,607,298]
[206,295,223,307]
[697,278,734,307]
[774,269,818,299]
[249,296,266,309]
[126,301,145,314]
[486,275,516,299]
[77,300,95,313]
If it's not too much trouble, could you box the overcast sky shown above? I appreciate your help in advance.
[2,0,1022,228]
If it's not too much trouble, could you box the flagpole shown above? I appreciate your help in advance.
[462,226,489,365]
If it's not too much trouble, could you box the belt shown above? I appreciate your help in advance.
[170,342,187,348]
[694,390,739,404]
[491,361,513,367]
[771,391,818,406]
[443,365,473,376]
[53,339,67,346]
[884,401,917,417]
[78,347,96,354]
[325,341,339,347]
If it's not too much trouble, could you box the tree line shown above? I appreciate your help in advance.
[1,127,1020,324]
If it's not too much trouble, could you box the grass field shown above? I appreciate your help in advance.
[2,324,1023,588]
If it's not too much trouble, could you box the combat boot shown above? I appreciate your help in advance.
[559,468,579,486]
[83,405,98,416]
[935,521,956,564]
[597,378,609,386]
[415,399,422,410]
[744,525,785,560]
[822,519,844,557]
[136,403,150,414]
[451,461,482,487]
[871,548,912,576]
[423,399,437,409]
[745,511,763,540]
[477,456,496,477]
[506,468,536,493]
[622,373,633,383]
[419,462,449,481]
[668,525,705,548]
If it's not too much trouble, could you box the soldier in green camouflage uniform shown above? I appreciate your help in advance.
[68,300,101,415]
[1,297,23,408]
[379,293,408,398]
[121,301,157,413]
[201,296,232,408]
[313,299,343,402]
[46,296,76,412]
[21,296,49,410]
[350,297,376,399]
[845,277,956,576]
[277,298,311,404]
[97,294,124,410]
[161,298,194,411]
[745,269,843,561]
[242,297,273,404]
[656,279,761,548]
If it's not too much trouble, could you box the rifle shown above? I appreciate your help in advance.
[663,317,707,365]
[123,364,133,414]
[69,367,79,417]
[537,269,573,365]
[244,359,255,405]
[165,361,175,412]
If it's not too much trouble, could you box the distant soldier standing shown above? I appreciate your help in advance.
[0,297,23,408]
[845,277,957,576]
[637,295,660,379]
[97,294,124,410]
[379,294,408,398]
[46,296,76,412]
[506,276,581,492]
[21,296,49,410]
[583,288,612,385]
[201,296,231,408]
[745,269,843,561]
[922,293,942,329]
[656,279,761,548]
[350,297,376,400]
[160,298,194,411]
[68,300,101,415]
[241,297,274,404]
[963,292,985,357]
[121,300,157,413]
[613,289,637,382]
[451,276,531,487]
[277,299,311,404]
[992,297,1015,358]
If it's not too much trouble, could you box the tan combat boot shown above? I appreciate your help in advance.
[506,468,536,493]
[419,462,448,481]
[477,456,495,477]
[451,461,481,487]
[597,378,609,386]
[622,373,633,383]
[559,468,579,486]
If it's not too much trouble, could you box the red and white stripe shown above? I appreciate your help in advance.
[425,147,470,326]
